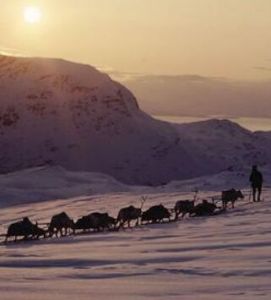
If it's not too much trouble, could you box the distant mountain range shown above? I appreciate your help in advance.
[0,55,271,185]
[124,75,271,118]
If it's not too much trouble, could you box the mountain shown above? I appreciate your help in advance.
[0,55,207,185]
[254,130,271,140]
[124,75,271,118]
[1,55,271,186]
[176,119,271,171]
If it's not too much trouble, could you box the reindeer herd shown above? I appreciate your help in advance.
[2,189,245,244]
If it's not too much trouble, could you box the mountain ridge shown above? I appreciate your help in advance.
[0,55,204,185]
[1,55,271,185]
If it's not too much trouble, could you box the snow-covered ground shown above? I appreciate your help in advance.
[0,167,271,299]
[0,166,133,207]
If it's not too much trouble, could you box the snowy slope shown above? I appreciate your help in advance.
[1,164,271,208]
[175,119,271,171]
[0,166,134,207]
[0,177,271,300]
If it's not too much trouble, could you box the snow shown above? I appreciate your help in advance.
[1,164,270,207]
[0,167,271,299]
[0,166,132,207]
[175,119,271,171]
[1,54,271,299]
[1,55,271,186]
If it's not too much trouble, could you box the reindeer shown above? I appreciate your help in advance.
[73,212,116,233]
[117,196,147,228]
[142,204,171,224]
[174,200,195,220]
[173,189,199,220]
[5,218,46,242]
[222,189,244,209]
[48,212,74,237]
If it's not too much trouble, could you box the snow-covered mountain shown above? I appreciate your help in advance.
[175,119,271,171]
[0,55,206,185]
[1,55,271,185]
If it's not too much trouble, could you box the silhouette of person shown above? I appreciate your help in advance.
[249,165,263,202]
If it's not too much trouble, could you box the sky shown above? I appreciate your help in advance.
[1,0,271,80]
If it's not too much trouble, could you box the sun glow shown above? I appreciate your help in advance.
[24,6,42,24]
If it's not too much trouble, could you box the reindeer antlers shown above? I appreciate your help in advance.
[141,196,147,202]
[140,196,147,209]
[193,188,199,202]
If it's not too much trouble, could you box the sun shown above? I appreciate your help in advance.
[24,6,42,24]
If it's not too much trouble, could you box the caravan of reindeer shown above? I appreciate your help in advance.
[2,189,244,244]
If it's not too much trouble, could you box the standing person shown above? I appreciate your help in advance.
[249,165,263,202]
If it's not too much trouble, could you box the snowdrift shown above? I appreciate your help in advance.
[0,165,132,207]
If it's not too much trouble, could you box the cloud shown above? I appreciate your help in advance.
[95,66,225,83]
[99,69,223,83]
[108,71,143,82]
[253,66,271,72]
[134,74,210,81]
[0,46,27,57]
[95,66,144,82]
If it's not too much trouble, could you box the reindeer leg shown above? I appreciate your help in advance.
[175,211,179,221]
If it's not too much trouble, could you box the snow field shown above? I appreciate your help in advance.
[0,185,271,300]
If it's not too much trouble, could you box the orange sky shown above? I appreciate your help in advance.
[1,0,271,80]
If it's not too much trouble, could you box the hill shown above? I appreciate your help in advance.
[1,55,271,185]
[0,55,202,185]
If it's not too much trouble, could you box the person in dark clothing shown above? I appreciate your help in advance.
[249,165,263,202]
